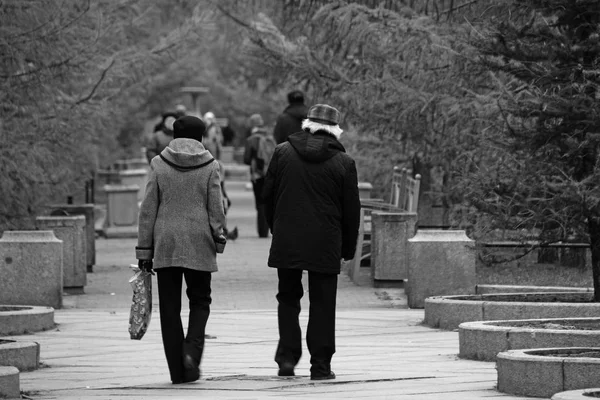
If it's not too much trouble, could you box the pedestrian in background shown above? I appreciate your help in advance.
[244,113,266,142]
[243,113,276,238]
[145,112,181,163]
[263,104,361,380]
[136,115,227,385]
[273,90,308,144]
[203,111,223,160]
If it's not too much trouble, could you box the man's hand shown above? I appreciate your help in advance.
[138,259,154,275]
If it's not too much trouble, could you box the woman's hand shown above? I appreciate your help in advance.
[138,259,155,275]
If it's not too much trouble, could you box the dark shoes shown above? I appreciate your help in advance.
[173,354,200,384]
[276,361,335,380]
[277,362,295,377]
[311,371,336,381]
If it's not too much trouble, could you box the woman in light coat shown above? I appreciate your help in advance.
[136,116,226,384]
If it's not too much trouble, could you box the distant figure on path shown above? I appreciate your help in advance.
[273,90,308,144]
[243,113,276,238]
[136,116,227,384]
[145,111,184,163]
[203,111,223,160]
[244,113,265,143]
[263,104,361,380]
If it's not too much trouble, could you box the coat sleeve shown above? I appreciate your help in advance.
[341,159,361,260]
[207,163,226,238]
[263,146,279,232]
[136,161,159,260]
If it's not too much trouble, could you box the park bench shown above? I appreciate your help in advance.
[347,167,421,283]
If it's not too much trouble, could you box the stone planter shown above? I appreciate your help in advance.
[0,231,63,309]
[476,284,591,295]
[36,215,86,290]
[0,306,55,336]
[104,184,139,238]
[221,146,235,163]
[0,340,40,371]
[459,318,600,361]
[425,292,600,330]
[119,168,148,201]
[407,230,476,308]
[0,366,19,399]
[47,203,96,273]
[371,211,417,284]
[497,347,600,398]
[358,182,373,199]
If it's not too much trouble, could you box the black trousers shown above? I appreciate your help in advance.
[252,177,269,238]
[275,268,338,376]
[156,267,212,383]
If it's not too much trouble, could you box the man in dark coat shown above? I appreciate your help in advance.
[263,104,361,381]
[272,90,309,144]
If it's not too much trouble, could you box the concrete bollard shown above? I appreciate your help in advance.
[357,182,373,200]
[0,231,63,309]
[0,366,20,399]
[36,215,86,291]
[371,212,417,286]
[119,168,148,202]
[407,229,476,309]
[123,158,150,171]
[104,184,139,238]
[221,146,235,163]
[95,169,121,204]
[47,204,96,273]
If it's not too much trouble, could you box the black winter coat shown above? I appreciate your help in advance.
[263,130,361,274]
[273,103,308,144]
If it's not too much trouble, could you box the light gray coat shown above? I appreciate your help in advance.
[136,138,226,271]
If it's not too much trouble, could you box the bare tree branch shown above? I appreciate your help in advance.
[74,58,115,106]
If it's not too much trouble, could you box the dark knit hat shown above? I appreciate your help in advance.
[307,104,341,126]
[173,116,206,142]
[287,90,304,104]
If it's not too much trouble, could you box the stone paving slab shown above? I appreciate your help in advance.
[11,309,534,400]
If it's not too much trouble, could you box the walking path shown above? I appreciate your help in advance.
[8,182,531,399]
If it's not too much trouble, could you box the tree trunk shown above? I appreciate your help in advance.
[588,218,600,301]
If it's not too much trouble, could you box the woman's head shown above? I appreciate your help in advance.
[173,116,206,142]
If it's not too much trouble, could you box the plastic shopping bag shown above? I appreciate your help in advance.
[128,264,152,340]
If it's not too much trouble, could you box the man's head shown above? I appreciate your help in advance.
[306,104,340,126]
[173,116,206,142]
[249,113,264,127]
[302,104,343,139]
[203,111,216,125]
[161,111,181,135]
[175,104,187,117]
[287,90,304,105]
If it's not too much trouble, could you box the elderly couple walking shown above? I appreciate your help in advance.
[135,104,361,383]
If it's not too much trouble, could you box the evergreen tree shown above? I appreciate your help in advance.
[214,0,500,204]
[463,1,600,298]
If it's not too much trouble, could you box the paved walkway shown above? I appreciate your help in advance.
[7,182,532,399]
